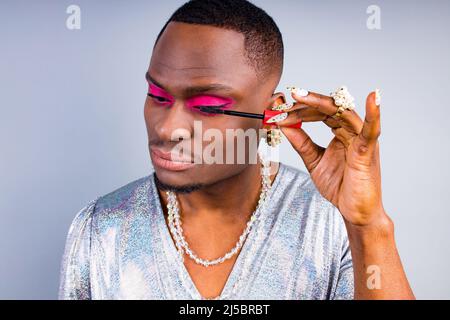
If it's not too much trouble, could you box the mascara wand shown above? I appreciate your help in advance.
[197,106,302,129]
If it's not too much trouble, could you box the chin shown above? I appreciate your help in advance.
[154,167,194,185]
[153,168,206,194]
[151,159,245,193]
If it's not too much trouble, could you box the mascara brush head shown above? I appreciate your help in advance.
[197,106,225,114]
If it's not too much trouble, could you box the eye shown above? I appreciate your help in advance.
[193,104,228,110]
[147,93,172,106]
[186,96,234,115]
[189,104,229,117]
[147,93,171,104]
[147,83,174,106]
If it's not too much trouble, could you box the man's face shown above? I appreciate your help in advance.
[144,22,279,190]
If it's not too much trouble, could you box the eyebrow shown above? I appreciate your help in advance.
[145,71,234,97]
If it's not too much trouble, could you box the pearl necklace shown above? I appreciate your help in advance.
[166,157,272,268]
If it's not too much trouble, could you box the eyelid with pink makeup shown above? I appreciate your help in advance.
[148,83,174,105]
[147,82,235,113]
[185,96,235,112]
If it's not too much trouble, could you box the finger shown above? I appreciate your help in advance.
[332,127,354,148]
[286,105,328,122]
[280,126,325,173]
[274,106,343,129]
[288,88,364,134]
[275,105,363,134]
[290,88,339,115]
[323,116,342,129]
[353,90,381,155]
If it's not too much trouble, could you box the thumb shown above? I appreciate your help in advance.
[353,90,381,157]
[280,126,324,172]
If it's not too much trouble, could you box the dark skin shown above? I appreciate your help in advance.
[145,22,414,299]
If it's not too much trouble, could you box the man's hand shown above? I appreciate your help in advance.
[277,89,384,227]
[274,88,414,299]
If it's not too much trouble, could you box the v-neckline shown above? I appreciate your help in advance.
[149,163,285,299]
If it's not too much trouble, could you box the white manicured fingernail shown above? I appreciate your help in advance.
[287,86,309,97]
[266,112,288,123]
[295,88,309,97]
[375,89,381,106]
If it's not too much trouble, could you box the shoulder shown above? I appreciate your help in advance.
[66,174,155,237]
[93,175,156,231]
[277,162,331,209]
[275,163,351,292]
[277,162,313,190]
[95,175,152,212]
[67,199,97,237]
[277,163,347,241]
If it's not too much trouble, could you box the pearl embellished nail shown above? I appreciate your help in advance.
[375,89,381,107]
[266,112,288,123]
[272,102,293,111]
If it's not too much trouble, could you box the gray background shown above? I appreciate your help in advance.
[0,0,449,299]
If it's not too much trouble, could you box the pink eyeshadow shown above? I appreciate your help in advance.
[148,83,174,103]
[147,82,235,114]
[186,95,234,109]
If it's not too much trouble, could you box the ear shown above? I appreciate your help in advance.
[262,92,287,131]
[270,92,287,109]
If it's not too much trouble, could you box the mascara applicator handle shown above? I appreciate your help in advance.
[263,110,302,129]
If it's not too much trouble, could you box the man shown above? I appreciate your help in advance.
[59,0,414,300]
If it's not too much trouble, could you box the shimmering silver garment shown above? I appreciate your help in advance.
[59,163,354,300]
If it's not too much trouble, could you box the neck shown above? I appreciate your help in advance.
[158,162,278,224]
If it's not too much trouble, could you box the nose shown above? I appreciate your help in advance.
[153,101,193,143]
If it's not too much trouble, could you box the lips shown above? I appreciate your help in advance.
[150,147,196,171]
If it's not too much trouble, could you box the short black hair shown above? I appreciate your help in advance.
[154,0,284,78]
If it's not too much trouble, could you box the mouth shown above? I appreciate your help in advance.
[150,147,196,172]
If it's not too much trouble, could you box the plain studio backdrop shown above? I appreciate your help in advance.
[0,0,449,299]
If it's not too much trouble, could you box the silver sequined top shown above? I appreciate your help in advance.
[59,163,354,300]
